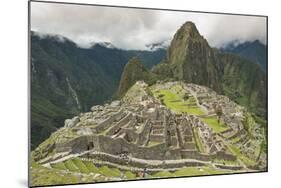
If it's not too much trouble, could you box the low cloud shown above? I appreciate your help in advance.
[31,2,267,50]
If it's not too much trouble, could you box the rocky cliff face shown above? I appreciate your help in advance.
[166,22,222,92]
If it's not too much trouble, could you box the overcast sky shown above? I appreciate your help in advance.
[31,1,267,50]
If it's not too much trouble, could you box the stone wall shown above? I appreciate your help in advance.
[149,134,164,142]
[215,164,243,170]
[94,109,124,133]
[180,150,211,161]
[136,120,152,146]
[55,132,236,163]
[105,113,132,136]
[83,152,205,170]
[212,151,236,161]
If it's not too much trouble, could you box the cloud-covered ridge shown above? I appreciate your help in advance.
[31,2,267,50]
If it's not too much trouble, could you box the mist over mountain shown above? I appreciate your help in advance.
[145,40,171,51]
[221,40,267,71]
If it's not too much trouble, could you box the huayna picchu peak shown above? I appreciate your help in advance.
[151,21,266,117]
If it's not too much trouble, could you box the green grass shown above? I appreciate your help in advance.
[30,161,113,186]
[50,162,67,171]
[153,171,175,178]
[83,161,100,173]
[99,166,121,177]
[231,136,242,144]
[174,167,205,176]
[242,112,256,138]
[153,88,205,115]
[125,171,136,179]
[228,145,256,167]
[72,158,90,174]
[193,127,205,153]
[201,116,229,133]
[64,160,80,173]
[31,162,79,187]
[174,166,231,176]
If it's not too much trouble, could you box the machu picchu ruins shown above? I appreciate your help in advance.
[31,80,267,185]
[30,13,267,186]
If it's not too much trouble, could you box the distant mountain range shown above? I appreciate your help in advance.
[31,32,165,148]
[221,40,267,71]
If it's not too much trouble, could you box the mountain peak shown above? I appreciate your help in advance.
[167,21,209,66]
[179,21,200,38]
[117,57,156,98]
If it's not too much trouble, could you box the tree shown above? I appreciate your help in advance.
[215,105,223,123]
[183,93,189,101]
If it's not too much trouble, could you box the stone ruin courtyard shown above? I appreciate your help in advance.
[31,81,267,186]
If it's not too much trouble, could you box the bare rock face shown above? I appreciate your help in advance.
[110,100,121,107]
[166,21,222,92]
[91,105,103,112]
[64,116,80,127]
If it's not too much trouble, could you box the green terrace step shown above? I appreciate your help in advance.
[124,171,136,179]
[50,158,131,178]
[49,158,236,179]
[50,162,67,171]
[83,160,100,173]
[72,158,90,174]
[64,160,80,173]
[99,166,121,177]
[152,171,175,178]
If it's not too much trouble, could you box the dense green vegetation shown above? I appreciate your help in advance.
[117,57,159,98]
[221,40,267,71]
[31,32,165,149]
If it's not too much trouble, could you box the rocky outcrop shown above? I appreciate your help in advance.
[64,116,80,128]
[117,57,158,98]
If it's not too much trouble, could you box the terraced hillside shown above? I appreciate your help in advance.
[31,81,267,186]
